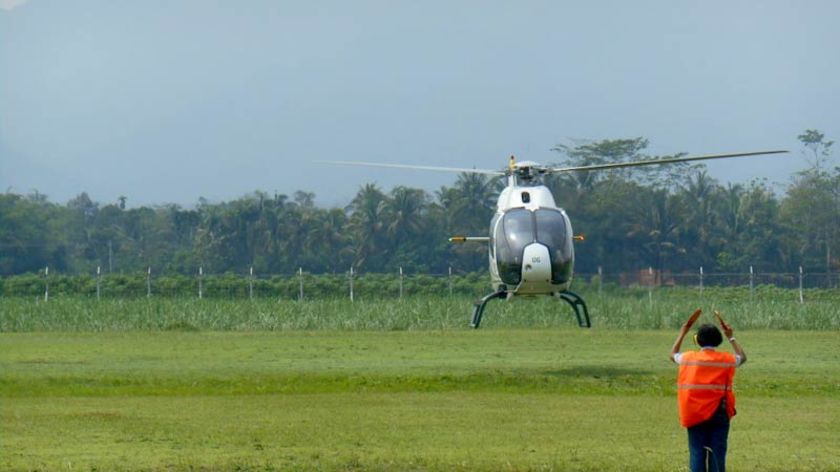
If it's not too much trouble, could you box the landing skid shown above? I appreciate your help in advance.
[470,289,592,329]
[471,289,507,328]
[557,290,591,328]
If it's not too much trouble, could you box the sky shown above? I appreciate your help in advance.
[1,0,838,208]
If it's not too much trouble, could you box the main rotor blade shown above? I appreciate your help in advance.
[318,160,505,176]
[547,150,789,173]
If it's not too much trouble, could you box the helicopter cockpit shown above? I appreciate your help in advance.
[492,208,574,287]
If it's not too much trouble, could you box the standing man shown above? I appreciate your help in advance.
[670,309,747,472]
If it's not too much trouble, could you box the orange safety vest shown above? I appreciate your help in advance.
[677,350,737,428]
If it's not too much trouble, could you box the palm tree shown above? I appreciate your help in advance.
[432,174,499,272]
[383,186,428,242]
[679,170,719,266]
[304,208,351,272]
[626,189,685,274]
[449,173,498,234]
[708,183,745,270]
[347,184,387,270]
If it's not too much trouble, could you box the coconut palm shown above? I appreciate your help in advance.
[347,184,388,270]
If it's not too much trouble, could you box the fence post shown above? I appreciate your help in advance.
[349,266,355,302]
[399,267,404,300]
[249,266,254,300]
[96,266,101,301]
[749,266,754,301]
[699,266,704,295]
[448,266,453,296]
[648,266,653,306]
[198,266,203,299]
[146,267,152,298]
[799,266,804,304]
[597,266,603,295]
[44,266,49,302]
[298,267,304,301]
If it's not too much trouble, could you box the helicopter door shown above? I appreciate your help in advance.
[534,209,574,284]
[494,209,534,285]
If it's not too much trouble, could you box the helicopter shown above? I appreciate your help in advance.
[324,149,788,328]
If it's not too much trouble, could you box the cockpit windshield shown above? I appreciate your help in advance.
[535,209,573,283]
[494,208,574,286]
[494,209,533,285]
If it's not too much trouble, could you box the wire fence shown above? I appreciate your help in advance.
[581,266,840,290]
[2,265,838,303]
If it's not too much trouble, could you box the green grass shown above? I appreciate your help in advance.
[2,329,839,471]
[2,289,839,332]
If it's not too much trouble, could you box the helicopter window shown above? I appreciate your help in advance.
[534,209,566,250]
[488,213,500,259]
[535,209,573,284]
[495,209,534,285]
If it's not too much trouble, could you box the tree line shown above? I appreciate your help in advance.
[1,130,836,278]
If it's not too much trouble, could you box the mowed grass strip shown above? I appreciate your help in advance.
[1,330,836,397]
[6,393,837,471]
[2,329,839,471]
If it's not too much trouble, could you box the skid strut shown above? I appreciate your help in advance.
[471,290,507,328]
[557,290,591,328]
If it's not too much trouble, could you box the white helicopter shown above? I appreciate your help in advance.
[324,149,787,328]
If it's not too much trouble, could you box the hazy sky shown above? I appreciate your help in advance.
[2,1,838,208]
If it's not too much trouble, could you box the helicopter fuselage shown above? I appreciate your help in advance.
[488,181,575,297]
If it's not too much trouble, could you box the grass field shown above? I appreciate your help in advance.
[2,326,839,471]
[2,289,839,331]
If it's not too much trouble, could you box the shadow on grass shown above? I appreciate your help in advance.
[3,366,667,398]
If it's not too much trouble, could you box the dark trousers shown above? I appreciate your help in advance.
[687,402,730,472]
